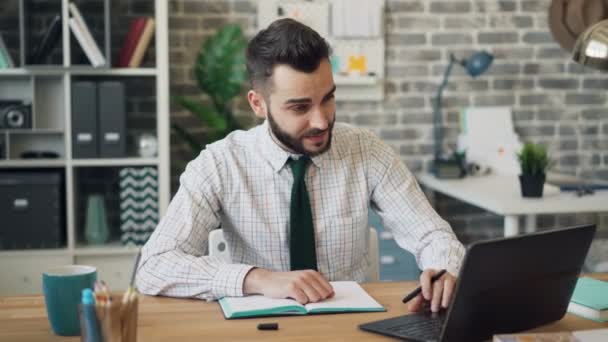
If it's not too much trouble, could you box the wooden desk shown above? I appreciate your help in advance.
[2,275,607,341]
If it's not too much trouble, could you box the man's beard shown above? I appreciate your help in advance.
[267,109,335,157]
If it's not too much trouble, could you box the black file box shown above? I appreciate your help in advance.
[98,81,126,158]
[0,171,65,249]
[72,81,98,158]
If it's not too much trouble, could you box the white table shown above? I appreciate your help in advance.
[417,173,608,237]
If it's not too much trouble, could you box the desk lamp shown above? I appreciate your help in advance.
[572,19,608,70]
[433,51,494,179]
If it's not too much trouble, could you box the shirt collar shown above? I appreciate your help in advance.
[258,120,334,172]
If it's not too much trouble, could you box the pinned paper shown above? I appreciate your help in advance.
[348,55,367,74]
[460,107,522,175]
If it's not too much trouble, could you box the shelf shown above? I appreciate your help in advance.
[0,248,70,257]
[0,67,157,77]
[0,159,66,168]
[0,158,159,168]
[71,158,159,167]
[70,67,158,76]
[1,129,64,134]
[74,243,141,256]
[334,75,379,86]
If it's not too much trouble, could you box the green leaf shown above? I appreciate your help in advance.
[196,24,247,109]
[517,142,551,175]
[172,24,247,158]
[171,123,203,158]
[174,96,228,131]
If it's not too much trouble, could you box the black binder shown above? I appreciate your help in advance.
[98,81,126,158]
[71,81,98,158]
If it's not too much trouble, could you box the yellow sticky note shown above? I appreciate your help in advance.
[348,55,367,74]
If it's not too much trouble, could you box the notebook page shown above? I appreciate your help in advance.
[304,281,383,312]
[221,295,304,314]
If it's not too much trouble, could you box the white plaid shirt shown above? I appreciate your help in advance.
[136,121,465,300]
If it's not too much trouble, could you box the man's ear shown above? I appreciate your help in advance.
[247,90,267,120]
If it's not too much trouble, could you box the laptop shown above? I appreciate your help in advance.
[359,224,596,342]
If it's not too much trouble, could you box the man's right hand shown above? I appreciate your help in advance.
[243,268,334,304]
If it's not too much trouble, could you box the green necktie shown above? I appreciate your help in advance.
[289,157,318,271]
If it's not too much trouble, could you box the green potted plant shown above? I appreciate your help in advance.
[517,142,551,197]
[172,24,247,159]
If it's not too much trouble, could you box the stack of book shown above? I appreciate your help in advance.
[0,33,15,69]
[567,277,608,322]
[68,2,106,67]
[494,329,608,341]
[116,17,155,68]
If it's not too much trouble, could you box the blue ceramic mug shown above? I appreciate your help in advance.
[42,265,97,336]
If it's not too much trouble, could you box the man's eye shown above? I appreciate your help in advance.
[292,105,309,113]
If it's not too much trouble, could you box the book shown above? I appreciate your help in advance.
[116,18,148,67]
[494,329,608,342]
[0,50,6,69]
[219,281,385,319]
[68,2,106,67]
[28,14,61,64]
[128,18,155,68]
[0,33,15,68]
[494,332,575,341]
[69,18,102,67]
[567,277,608,322]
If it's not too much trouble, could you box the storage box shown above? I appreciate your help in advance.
[0,171,65,249]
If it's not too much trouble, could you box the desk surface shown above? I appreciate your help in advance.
[1,275,608,341]
[417,173,608,216]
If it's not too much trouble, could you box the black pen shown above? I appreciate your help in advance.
[402,269,447,304]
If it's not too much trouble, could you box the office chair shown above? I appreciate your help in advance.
[208,227,380,282]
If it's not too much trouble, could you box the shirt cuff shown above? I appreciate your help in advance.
[211,263,255,298]
[419,240,466,277]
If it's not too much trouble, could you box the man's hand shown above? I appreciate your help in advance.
[408,269,457,313]
[243,268,334,304]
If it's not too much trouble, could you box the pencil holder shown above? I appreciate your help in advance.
[78,293,139,342]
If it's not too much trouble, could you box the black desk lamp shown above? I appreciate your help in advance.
[433,51,494,179]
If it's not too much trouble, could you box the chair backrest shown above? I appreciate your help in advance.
[208,228,380,282]
[208,229,232,263]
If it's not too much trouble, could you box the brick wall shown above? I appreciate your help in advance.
[168,0,607,241]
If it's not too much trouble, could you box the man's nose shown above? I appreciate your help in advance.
[309,107,329,131]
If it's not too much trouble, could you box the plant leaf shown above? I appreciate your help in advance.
[196,24,247,109]
[171,123,203,157]
[518,142,550,175]
[174,96,228,131]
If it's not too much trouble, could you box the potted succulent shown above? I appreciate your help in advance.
[517,142,551,198]
[172,24,247,159]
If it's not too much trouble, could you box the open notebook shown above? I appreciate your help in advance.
[219,281,385,319]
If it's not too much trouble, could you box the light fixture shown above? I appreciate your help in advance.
[433,51,494,179]
[572,19,608,70]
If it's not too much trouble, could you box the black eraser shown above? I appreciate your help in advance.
[257,322,279,330]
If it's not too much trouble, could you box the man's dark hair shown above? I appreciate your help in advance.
[246,18,332,92]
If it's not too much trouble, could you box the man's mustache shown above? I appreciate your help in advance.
[304,128,328,137]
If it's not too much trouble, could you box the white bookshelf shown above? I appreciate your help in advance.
[0,0,169,295]
[0,67,157,76]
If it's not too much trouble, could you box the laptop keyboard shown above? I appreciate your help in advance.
[386,313,445,340]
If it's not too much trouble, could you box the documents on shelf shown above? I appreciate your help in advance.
[127,18,155,68]
[116,17,154,68]
[219,281,384,319]
[68,2,106,67]
[0,33,15,68]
